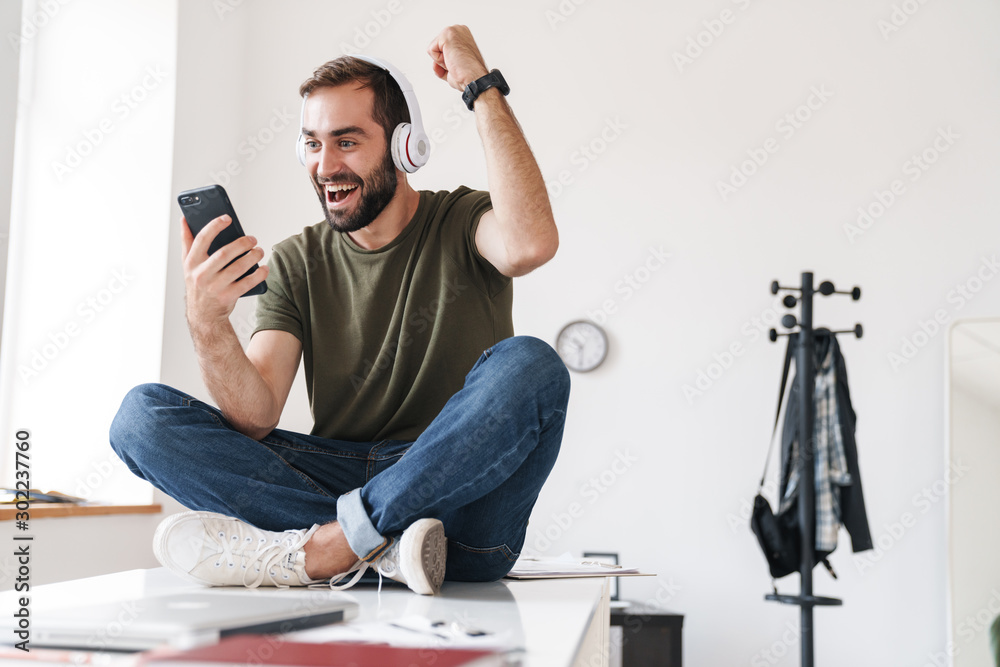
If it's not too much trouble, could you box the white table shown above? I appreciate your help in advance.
[2,568,610,666]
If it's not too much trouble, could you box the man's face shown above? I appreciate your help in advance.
[301,84,397,233]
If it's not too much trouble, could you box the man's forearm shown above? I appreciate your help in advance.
[474,91,558,269]
[190,321,279,441]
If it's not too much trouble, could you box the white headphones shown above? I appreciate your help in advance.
[296,54,429,174]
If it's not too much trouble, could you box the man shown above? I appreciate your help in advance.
[110,25,569,595]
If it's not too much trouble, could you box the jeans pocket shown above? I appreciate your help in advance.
[368,440,411,480]
[448,540,519,582]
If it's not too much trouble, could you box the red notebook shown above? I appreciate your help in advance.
[140,634,508,667]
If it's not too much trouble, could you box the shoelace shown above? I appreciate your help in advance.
[212,525,315,588]
[328,560,371,591]
[327,542,400,595]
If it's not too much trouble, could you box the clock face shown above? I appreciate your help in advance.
[556,321,608,372]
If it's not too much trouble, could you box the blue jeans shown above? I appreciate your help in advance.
[109,336,570,582]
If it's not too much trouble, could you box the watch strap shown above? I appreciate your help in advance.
[462,69,510,111]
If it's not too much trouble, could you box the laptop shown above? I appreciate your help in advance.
[29,589,359,652]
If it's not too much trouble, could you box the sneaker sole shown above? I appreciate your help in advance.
[399,518,447,595]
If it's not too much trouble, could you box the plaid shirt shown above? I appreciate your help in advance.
[780,340,853,552]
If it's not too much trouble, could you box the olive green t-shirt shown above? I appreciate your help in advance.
[252,187,513,443]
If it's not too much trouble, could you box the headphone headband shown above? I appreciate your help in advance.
[351,54,427,140]
[296,54,429,173]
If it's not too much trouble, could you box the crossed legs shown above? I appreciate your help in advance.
[110,336,570,584]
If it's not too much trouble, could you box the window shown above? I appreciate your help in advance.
[0,0,177,503]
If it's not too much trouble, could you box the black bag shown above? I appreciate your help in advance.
[750,336,801,579]
[751,490,801,579]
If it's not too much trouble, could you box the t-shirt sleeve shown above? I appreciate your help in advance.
[458,189,512,298]
[252,245,304,342]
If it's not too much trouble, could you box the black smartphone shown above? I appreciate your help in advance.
[177,184,267,297]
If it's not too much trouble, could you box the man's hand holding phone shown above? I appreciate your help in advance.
[181,214,268,334]
[177,184,267,337]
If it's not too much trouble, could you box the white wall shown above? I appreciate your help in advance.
[13,0,996,664]
[0,513,161,591]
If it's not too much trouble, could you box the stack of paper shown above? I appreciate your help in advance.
[505,554,649,579]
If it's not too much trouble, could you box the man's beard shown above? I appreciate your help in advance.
[315,152,397,234]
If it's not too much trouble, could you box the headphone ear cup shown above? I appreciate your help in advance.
[391,123,416,173]
[296,92,309,166]
[407,127,429,171]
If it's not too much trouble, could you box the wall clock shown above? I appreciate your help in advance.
[556,321,608,372]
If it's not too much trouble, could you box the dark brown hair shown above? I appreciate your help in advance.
[299,57,409,146]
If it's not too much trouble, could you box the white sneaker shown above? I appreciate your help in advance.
[330,518,447,596]
[153,511,321,588]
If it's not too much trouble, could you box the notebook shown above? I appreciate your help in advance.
[139,634,510,666]
[30,589,359,652]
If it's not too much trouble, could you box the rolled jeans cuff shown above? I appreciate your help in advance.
[336,489,392,562]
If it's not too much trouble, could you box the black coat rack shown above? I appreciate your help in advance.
[766,272,862,667]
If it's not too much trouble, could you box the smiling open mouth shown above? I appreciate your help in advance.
[325,183,359,205]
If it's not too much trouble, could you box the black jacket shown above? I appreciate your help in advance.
[778,330,873,554]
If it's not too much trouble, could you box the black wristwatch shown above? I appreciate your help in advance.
[462,69,510,111]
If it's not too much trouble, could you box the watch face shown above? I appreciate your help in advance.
[556,321,608,372]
